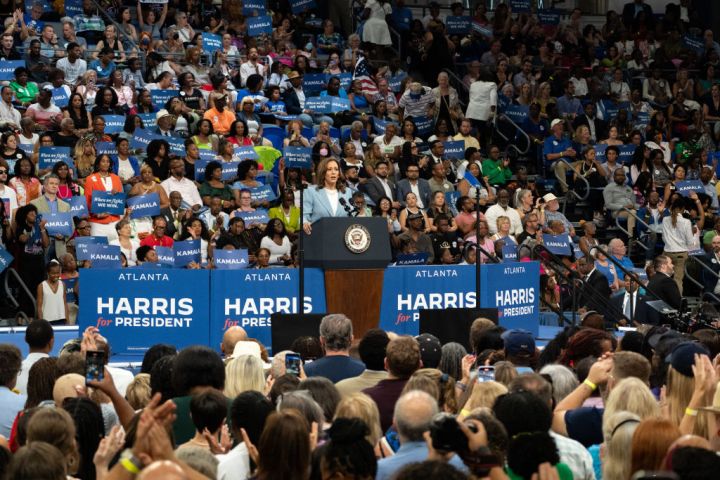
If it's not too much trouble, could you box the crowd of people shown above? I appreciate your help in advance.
[1,314,720,479]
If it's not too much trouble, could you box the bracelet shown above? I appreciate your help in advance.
[685,407,698,417]
[120,458,141,475]
[457,381,467,392]
[460,408,472,417]
[583,379,597,391]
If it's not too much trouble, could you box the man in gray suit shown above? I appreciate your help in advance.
[31,174,70,259]
[396,164,431,208]
[363,160,400,209]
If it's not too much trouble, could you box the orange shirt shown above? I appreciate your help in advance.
[84,173,124,224]
[203,108,236,135]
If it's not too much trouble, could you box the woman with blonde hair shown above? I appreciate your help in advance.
[73,138,97,180]
[75,70,99,109]
[403,368,458,413]
[664,342,712,438]
[224,354,266,398]
[461,380,508,414]
[601,411,640,480]
[334,393,383,448]
[603,377,660,424]
[126,373,152,410]
[533,81,556,119]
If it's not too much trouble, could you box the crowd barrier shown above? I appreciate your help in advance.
[78,262,540,355]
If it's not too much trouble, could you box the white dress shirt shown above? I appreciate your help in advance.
[16,352,49,395]
[160,176,203,208]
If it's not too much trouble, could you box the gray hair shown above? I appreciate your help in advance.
[393,390,438,442]
[175,446,218,479]
[351,120,364,131]
[43,174,60,184]
[539,364,579,406]
[271,350,291,379]
[319,314,353,351]
[438,342,467,381]
[277,390,324,426]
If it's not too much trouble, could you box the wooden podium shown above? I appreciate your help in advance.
[303,218,392,337]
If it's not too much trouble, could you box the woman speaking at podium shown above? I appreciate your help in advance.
[302,158,354,234]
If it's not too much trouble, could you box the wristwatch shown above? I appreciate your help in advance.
[120,449,143,475]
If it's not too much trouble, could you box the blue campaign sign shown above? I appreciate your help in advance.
[243,0,266,15]
[538,9,561,25]
[247,15,273,36]
[594,143,608,162]
[283,146,313,169]
[194,159,209,183]
[290,0,317,14]
[473,23,493,38]
[64,0,83,16]
[0,246,14,272]
[155,246,175,267]
[543,234,573,256]
[221,161,241,181]
[618,144,636,164]
[414,116,434,137]
[91,191,127,215]
[445,191,460,216]
[445,16,471,35]
[235,209,270,225]
[683,35,704,55]
[96,141,118,156]
[395,253,429,265]
[150,89,178,106]
[127,193,161,219]
[87,244,122,269]
[198,149,217,162]
[373,117,398,135]
[249,185,276,202]
[502,244,518,262]
[79,268,211,355]
[209,267,326,353]
[337,73,353,92]
[303,74,328,94]
[173,239,201,267]
[131,129,162,151]
[378,264,539,336]
[330,97,351,113]
[52,87,69,108]
[68,196,89,218]
[101,115,125,135]
[214,249,249,270]
[202,32,223,54]
[675,180,704,197]
[305,97,332,114]
[504,105,529,123]
[510,0,531,12]
[166,136,186,156]
[0,60,25,81]
[44,212,73,237]
[136,113,156,127]
[443,140,465,160]
[38,146,72,170]
[75,236,109,261]
[388,74,406,93]
[234,146,259,160]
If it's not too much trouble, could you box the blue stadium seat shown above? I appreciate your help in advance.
[262,124,285,150]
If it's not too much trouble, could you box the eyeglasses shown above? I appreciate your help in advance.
[78,225,91,230]
[0,170,7,174]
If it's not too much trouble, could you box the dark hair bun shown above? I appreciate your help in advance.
[328,418,369,445]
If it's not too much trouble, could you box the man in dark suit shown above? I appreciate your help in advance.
[646,254,683,310]
[700,234,720,299]
[610,274,648,325]
[159,191,187,240]
[396,164,431,208]
[572,103,607,144]
[362,160,399,209]
[576,255,612,318]
[622,0,654,30]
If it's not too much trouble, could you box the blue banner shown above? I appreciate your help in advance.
[305,96,332,114]
[79,269,211,355]
[330,97,351,113]
[214,249,249,270]
[247,15,273,36]
[675,179,704,197]
[44,212,73,237]
[173,239,201,267]
[210,268,326,353]
[38,147,72,170]
[283,146,313,169]
[75,236,108,261]
[0,246,13,272]
[202,32,223,54]
[303,74,328,94]
[52,87,69,108]
[68,196,88,218]
[445,16,471,35]
[96,141,118,156]
[378,264,539,336]
[249,185,276,202]
[443,140,465,160]
[395,253,429,265]
[510,0,531,13]
[290,0,317,14]
[243,0,266,15]
[101,115,125,135]
[155,246,175,267]
[414,116,434,137]
[543,234,572,256]
[150,89,178,106]
[234,209,269,225]
[87,244,122,269]
[127,193,161,219]
[0,60,25,81]
[233,146,259,160]
[91,191,126,215]
[538,9,561,25]
[504,105,530,123]
[131,129,162,151]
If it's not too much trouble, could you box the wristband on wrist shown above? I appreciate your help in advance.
[685,407,698,417]
[460,408,472,417]
[120,458,140,475]
[583,379,597,391]
[457,381,467,392]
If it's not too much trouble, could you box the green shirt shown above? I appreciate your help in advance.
[10,81,39,104]
[199,181,234,202]
[481,159,512,186]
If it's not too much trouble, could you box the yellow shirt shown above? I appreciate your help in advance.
[453,133,480,151]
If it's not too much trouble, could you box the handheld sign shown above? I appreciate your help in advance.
[283,146,313,169]
[155,246,175,267]
[235,209,270,226]
[388,74,406,93]
[504,105,530,123]
[247,15,273,36]
[303,74,328,94]
[202,32,222,54]
[543,234,573,256]
[165,136,186,156]
[395,252,429,265]
[194,159,209,183]
[538,9,561,25]
[0,60,25,81]
[510,0,531,13]
[330,97,351,113]
[249,185,276,203]
[373,117,398,135]
[0,246,13,273]
[74,236,109,261]
[221,161,241,181]
[618,144,636,164]
[675,180,704,197]
[290,0,317,15]
[150,89,178,106]
[445,16,471,35]
[243,0,266,15]
[305,96,332,114]
[68,196,89,218]
[502,243,518,262]
[44,212,74,237]
[173,239,202,267]
[52,87,69,108]
[101,115,125,135]
[443,140,465,160]
[95,141,118,156]
[91,191,127,215]
[87,244,122,269]
[131,129,162,151]
[136,113,156,127]
[38,147,72,170]
[127,193,161,219]
[233,146,259,160]
[414,116,434,137]
[214,249,249,270]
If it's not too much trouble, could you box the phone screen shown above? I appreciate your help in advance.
[476,366,495,383]
[85,350,105,384]
[285,353,302,376]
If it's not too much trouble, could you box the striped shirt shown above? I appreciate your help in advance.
[398,87,435,118]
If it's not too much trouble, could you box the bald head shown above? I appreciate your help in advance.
[221,326,248,355]
[53,373,84,405]
[138,461,187,480]
[393,390,439,442]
